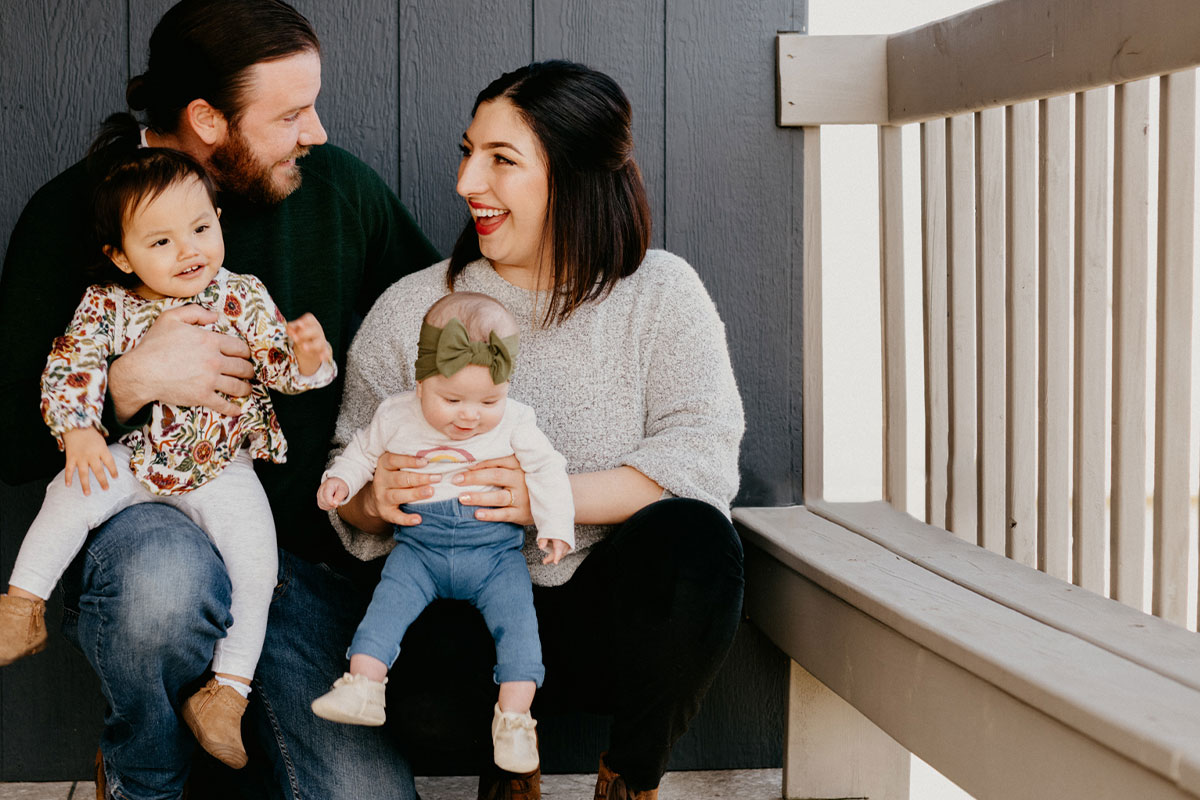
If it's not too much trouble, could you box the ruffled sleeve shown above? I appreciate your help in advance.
[40,285,119,445]
[224,273,338,394]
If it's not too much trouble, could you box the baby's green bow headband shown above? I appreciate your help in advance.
[414,318,520,385]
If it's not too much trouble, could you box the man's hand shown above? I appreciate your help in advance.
[61,427,117,496]
[108,305,254,421]
[287,312,333,376]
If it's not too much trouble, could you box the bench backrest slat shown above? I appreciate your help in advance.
[786,2,1200,629]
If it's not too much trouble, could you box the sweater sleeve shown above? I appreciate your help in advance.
[40,285,118,444]
[229,274,337,394]
[509,404,575,548]
[620,262,745,516]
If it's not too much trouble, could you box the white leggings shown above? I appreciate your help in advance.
[10,443,277,679]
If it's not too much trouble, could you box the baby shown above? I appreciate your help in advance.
[0,146,335,769]
[313,291,573,775]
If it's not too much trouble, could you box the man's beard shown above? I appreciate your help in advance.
[208,126,309,204]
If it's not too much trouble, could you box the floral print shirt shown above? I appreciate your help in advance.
[40,268,336,496]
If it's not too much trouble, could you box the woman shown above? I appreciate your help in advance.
[330,60,745,800]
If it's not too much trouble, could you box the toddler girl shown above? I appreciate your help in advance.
[0,146,335,769]
[312,291,573,775]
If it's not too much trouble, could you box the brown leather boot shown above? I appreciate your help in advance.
[181,677,249,769]
[477,763,541,800]
[595,752,660,800]
[94,747,107,800]
[0,594,47,666]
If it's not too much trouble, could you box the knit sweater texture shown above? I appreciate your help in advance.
[331,251,744,586]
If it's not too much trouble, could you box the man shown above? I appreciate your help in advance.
[0,1,440,797]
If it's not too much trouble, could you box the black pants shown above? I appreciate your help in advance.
[390,497,745,790]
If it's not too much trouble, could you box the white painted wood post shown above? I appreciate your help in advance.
[783,662,911,800]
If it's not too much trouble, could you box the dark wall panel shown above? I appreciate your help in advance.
[666,0,804,507]
[295,0,400,193]
[0,0,127,269]
[534,0,666,249]
[399,0,533,255]
[0,0,126,779]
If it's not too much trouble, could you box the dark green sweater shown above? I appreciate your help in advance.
[0,144,439,570]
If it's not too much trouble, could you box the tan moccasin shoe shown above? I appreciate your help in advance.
[0,594,48,666]
[181,677,249,768]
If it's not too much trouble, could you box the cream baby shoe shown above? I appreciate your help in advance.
[491,703,539,773]
[311,672,387,726]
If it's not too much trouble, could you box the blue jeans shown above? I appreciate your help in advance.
[61,504,418,800]
[351,500,543,686]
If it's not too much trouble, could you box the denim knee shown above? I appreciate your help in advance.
[81,504,232,655]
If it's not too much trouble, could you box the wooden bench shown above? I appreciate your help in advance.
[738,502,1200,799]
[740,1,1200,797]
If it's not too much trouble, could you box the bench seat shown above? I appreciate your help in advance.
[735,501,1200,800]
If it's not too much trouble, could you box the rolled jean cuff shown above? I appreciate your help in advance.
[493,661,545,687]
[348,635,403,670]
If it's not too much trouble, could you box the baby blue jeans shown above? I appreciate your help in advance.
[348,499,545,686]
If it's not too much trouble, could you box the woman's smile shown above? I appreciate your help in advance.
[469,201,509,235]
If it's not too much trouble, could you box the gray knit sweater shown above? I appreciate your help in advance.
[329,250,744,586]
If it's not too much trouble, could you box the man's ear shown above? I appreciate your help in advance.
[103,245,134,275]
[184,98,228,146]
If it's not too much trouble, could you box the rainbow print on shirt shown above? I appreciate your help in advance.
[415,446,476,463]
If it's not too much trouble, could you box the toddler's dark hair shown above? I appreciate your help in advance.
[85,115,218,287]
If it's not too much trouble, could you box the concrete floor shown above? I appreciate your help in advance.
[0,768,784,799]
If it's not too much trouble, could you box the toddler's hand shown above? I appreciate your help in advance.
[62,427,117,496]
[538,538,571,566]
[287,313,333,376]
[317,477,350,511]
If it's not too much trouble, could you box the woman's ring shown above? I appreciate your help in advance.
[503,489,514,507]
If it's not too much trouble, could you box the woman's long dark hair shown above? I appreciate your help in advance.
[128,0,319,133]
[448,60,652,326]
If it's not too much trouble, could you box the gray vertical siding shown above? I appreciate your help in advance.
[0,0,803,779]
[535,0,667,250]
[0,1,127,780]
[399,0,533,252]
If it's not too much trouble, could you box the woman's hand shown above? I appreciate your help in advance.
[456,454,533,526]
[337,453,439,532]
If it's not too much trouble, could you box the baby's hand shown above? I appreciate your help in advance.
[287,313,333,377]
[62,427,117,496]
[538,538,571,566]
[317,477,350,511]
